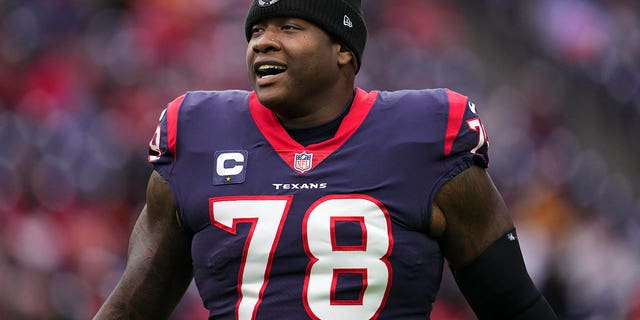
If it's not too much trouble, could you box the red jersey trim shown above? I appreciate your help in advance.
[249,88,379,174]
[444,89,468,157]
[166,94,185,158]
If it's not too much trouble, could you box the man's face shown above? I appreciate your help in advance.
[246,17,341,113]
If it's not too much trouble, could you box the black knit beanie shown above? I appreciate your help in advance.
[245,0,367,72]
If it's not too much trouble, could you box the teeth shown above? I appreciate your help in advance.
[258,64,286,72]
[256,64,287,79]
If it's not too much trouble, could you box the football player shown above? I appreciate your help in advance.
[94,1,557,319]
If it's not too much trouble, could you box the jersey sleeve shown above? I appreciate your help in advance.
[147,94,186,178]
[440,89,490,179]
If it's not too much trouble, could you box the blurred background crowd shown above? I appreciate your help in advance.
[0,0,639,319]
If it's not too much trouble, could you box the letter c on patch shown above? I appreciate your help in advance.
[216,152,245,176]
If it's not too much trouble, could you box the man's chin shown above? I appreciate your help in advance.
[255,88,287,109]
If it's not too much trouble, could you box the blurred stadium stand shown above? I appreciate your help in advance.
[0,0,638,319]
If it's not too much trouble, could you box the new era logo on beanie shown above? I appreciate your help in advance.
[257,0,279,7]
[343,15,353,28]
[245,0,367,72]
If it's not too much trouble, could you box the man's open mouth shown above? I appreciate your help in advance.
[256,64,287,78]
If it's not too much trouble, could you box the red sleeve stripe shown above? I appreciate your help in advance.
[167,94,185,157]
[444,89,468,157]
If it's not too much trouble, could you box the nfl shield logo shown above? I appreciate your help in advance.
[294,151,313,173]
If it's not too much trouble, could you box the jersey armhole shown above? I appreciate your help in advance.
[424,156,477,236]
[153,168,192,235]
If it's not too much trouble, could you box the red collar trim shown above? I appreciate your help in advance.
[249,88,378,174]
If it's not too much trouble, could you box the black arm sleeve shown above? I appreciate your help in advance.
[451,230,558,320]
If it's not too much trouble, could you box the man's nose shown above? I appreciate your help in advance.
[251,29,281,53]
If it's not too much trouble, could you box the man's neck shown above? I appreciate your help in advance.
[284,91,354,146]
[275,85,356,130]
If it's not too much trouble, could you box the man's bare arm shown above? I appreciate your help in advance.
[432,166,557,319]
[93,171,193,319]
[432,165,513,268]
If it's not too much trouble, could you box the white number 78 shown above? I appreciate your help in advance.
[210,195,393,320]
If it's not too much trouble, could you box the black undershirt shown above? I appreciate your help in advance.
[284,94,354,147]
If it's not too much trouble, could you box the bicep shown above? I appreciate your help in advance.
[93,171,192,319]
[433,165,513,268]
[127,170,192,276]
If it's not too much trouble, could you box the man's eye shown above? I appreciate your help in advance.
[251,27,264,36]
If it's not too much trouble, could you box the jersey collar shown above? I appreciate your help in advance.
[249,88,378,174]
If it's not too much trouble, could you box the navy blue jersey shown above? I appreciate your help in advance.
[148,88,489,319]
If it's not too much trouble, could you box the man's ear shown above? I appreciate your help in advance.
[337,44,357,70]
